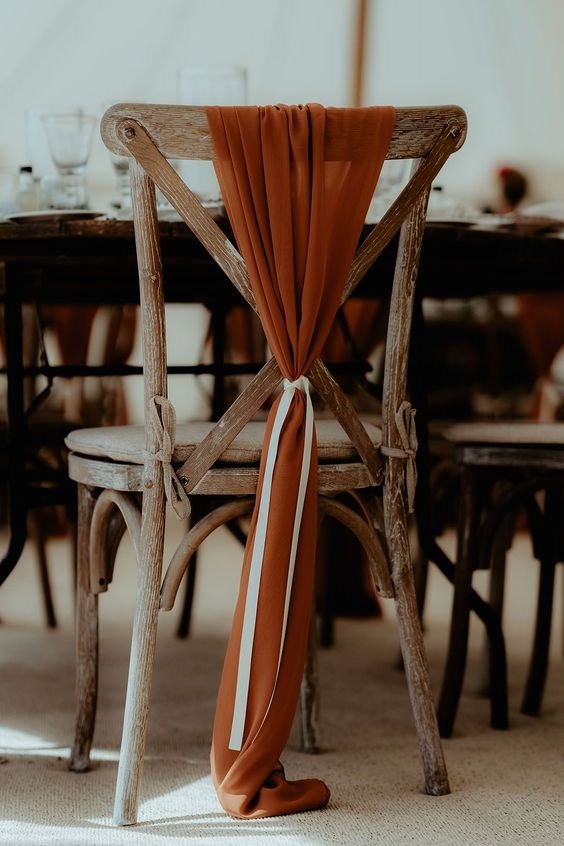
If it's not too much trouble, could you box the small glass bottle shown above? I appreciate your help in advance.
[16,166,39,211]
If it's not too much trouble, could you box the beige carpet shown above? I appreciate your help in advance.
[0,522,563,846]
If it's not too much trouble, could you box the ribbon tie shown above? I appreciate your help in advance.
[381,400,418,512]
[229,375,315,751]
[144,396,191,520]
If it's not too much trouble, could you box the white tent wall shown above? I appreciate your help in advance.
[1,0,562,205]
[1,0,562,420]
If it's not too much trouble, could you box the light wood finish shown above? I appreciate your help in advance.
[66,102,465,821]
[113,161,168,826]
[69,484,98,772]
[101,104,466,161]
[160,498,254,611]
[69,453,377,495]
[89,489,141,594]
[381,161,448,794]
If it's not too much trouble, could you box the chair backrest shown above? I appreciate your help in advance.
[101,103,466,494]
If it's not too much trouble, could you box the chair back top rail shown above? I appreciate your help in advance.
[101,103,467,161]
[103,102,466,495]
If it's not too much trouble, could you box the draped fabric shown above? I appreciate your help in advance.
[206,103,395,819]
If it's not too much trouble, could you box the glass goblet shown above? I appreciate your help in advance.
[41,113,97,209]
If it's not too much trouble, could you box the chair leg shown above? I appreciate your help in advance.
[30,512,57,629]
[300,595,320,754]
[70,485,98,772]
[113,485,166,826]
[384,488,449,796]
[522,557,556,716]
[476,508,513,697]
[176,553,198,638]
[522,486,564,716]
[437,468,481,739]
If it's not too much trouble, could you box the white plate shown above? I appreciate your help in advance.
[5,209,106,224]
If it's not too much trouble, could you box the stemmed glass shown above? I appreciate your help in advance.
[41,113,97,209]
[177,65,247,205]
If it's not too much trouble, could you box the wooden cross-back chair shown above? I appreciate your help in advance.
[66,102,466,826]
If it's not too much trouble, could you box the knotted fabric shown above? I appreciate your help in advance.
[207,103,396,819]
[380,400,419,512]
[144,396,190,520]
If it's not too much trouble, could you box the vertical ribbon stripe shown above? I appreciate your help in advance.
[229,376,314,751]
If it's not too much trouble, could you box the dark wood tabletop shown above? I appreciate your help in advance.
[0,216,563,305]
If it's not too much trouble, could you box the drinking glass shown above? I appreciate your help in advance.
[41,113,97,208]
[177,65,247,205]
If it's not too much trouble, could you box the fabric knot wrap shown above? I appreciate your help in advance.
[380,400,419,512]
[144,395,191,520]
[206,103,396,819]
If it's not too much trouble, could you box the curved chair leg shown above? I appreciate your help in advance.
[113,482,167,826]
[70,484,98,772]
[384,485,449,795]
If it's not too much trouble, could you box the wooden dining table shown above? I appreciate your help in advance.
[0,214,563,593]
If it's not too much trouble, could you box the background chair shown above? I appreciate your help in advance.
[65,102,466,825]
[437,421,564,737]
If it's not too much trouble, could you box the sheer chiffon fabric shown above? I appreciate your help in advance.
[206,103,395,819]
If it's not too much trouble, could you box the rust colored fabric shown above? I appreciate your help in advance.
[206,103,395,819]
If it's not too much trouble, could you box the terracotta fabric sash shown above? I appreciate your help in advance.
[206,103,395,819]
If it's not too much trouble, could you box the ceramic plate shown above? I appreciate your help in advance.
[5,209,106,224]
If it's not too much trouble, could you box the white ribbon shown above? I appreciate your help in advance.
[228,375,315,751]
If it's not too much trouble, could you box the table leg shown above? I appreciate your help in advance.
[0,282,28,586]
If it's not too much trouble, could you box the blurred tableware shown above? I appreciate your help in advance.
[15,166,40,212]
[6,209,105,224]
[110,153,132,211]
[177,65,247,205]
[25,105,83,180]
[0,167,18,216]
[42,113,97,209]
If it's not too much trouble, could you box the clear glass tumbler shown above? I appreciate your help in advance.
[41,113,97,209]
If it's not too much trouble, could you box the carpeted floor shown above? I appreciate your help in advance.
[0,523,563,845]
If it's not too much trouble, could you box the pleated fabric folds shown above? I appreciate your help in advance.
[206,103,396,818]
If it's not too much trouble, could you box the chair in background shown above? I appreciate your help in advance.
[0,303,136,626]
[437,421,564,737]
[65,102,466,824]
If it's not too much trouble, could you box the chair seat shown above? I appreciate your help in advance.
[444,421,564,448]
[66,417,382,466]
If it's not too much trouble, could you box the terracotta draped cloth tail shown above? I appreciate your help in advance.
[206,103,395,819]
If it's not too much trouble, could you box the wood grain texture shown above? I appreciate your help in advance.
[69,484,98,773]
[381,161,449,795]
[101,104,467,161]
[341,122,462,303]
[308,359,383,485]
[89,490,141,594]
[69,455,376,496]
[113,163,168,826]
[160,497,255,611]
[299,589,320,755]
[175,357,281,487]
[117,119,256,312]
[82,103,466,818]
